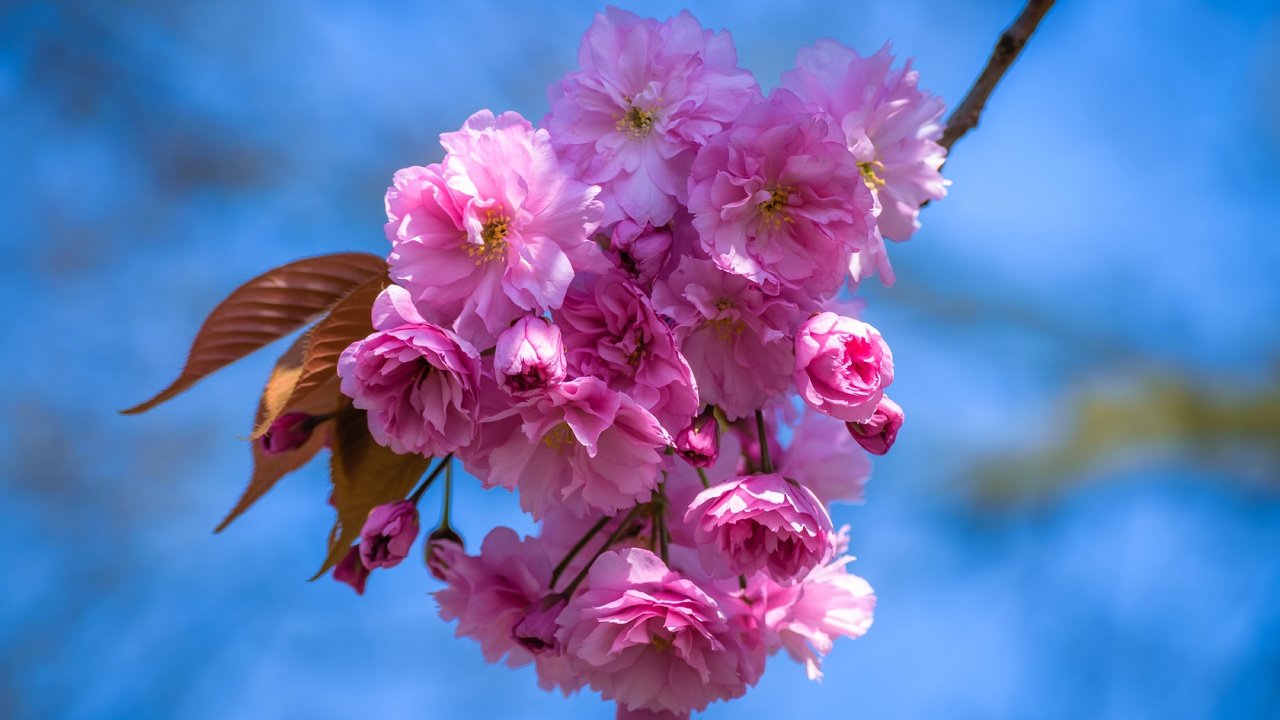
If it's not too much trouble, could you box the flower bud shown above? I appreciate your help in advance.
[794,312,894,422]
[846,396,903,455]
[610,220,673,290]
[424,525,464,581]
[513,594,568,654]
[494,315,567,395]
[260,412,320,455]
[359,500,420,570]
[333,545,371,595]
[675,407,719,468]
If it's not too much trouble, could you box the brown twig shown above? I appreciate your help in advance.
[940,0,1055,152]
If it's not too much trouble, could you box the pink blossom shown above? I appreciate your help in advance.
[513,594,569,655]
[794,311,894,423]
[337,286,481,456]
[609,220,674,291]
[433,527,552,667]
[359,500,420,570]
[545,7,759,227]
[260,411,322,455]
[674,406,719,468]
[684,473,835,584]
[616,707,689,720]
[385,110,605,347]
[758,552,876,680]
[468,377,670,519]
[782,41,948,244]
[687,90,876,299]
[494,315,567,396]
[847,395,903,455]
[557,548,762,715]
[424,526,463,581]
[332,546,370,595]
[780,408,872,505]
[556,271,699,433]
[651,257,798,420]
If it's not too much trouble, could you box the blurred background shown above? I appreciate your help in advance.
[3,0,1279,717]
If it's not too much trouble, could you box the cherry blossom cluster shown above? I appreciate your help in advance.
[311,7,943,718]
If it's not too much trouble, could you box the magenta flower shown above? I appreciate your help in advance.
[847,395,903,455]
[332,546,371,595]
[794,311,894,423]
[556,271,699,433]
[557,548,762,715]
[783,41,948,244]
[434,527,553,668]
[337,286,482,456]
[608,220,674,291]
[260,411,321,455]
[779,408,872,506]
[424,526,464,581]
[385,110,605,347]
[675,406,719,468]
[469,377,670,519]
[494,315,567,396]
[358,500,420,570]
[545,7,759,227]
[687,90,876,299]
[651,257,798,420]
[684,473,835,584]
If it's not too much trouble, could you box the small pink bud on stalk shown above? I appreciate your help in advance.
[513,594,569,654]
[260,412,322,455]
[359,500,420,570]
[846,396,903,455]
[675,407,720,468]
[424,525,464,581]
[494,315,567,395]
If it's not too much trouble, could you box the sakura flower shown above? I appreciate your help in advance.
[433,527,552,668]
[557,548,762,715]
[609,220,674,291]
[687,89,876,299]
[467,377,670,519]
[545,7,759,227]
[779,408,872,505]
[260,411,322,455]
[385,110,605,347]
[794,311,894,423]
[847,395,904,455]
[760,553,876,680]
[685,473,835,584]
[651,257,798,420]
[674,406,719,468]
[494,315,567,396]
[424,525,463,581]
[782,41,948,244]
[337,286,482,456]
[358,500,419,570]
[556,271,699,433]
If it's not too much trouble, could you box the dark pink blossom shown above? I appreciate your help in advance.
[358,500,420,570]
[494,315,567,396]
[847,395,903,455]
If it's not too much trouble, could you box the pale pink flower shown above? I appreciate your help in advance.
[385,110,605,347]
[337,285,482,456]
[651,257,798,420]
[469,377,670,519]
[687,90,875,299]
[556,271,699,433]
[358,500,420,570]
[684,473,835,584]
[794,311,894,423]
[847,395,903,455]
[557,548,762,715]
[782,41,948,244]
[545,7,759,227]
[780,408,872,505]
[493,315,567,396]
[757,552,876,680]
[433,527,552,668]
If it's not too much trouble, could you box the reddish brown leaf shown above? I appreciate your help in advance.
[250,275,387,439]
[215,335,343,533]
[311,402,431,579]
[121,252,388,415]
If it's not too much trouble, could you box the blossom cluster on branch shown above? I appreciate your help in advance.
[330,8,939,717]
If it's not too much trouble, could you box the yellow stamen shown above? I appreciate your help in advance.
[541,423,576,452]
[464,210,511,264]
[858,160,887,190]
[758,185,794,229]
[617,105,657,139]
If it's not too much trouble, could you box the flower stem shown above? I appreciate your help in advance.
[755,409,773,473]
[439,461,454,528]
[696,467,710,489]
[550,515,610,589]
[409,453,453,505]
[561,504,644,596]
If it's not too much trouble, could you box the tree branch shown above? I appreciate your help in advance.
[940,0,1055,152]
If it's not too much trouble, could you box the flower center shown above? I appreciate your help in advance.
[758,185,793,229]
[541,422,576,452]
[465,210,511,264]
[858,160,887,190]
[650,632,674,651]
[706,299,746,340]
[617,104,656,139]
